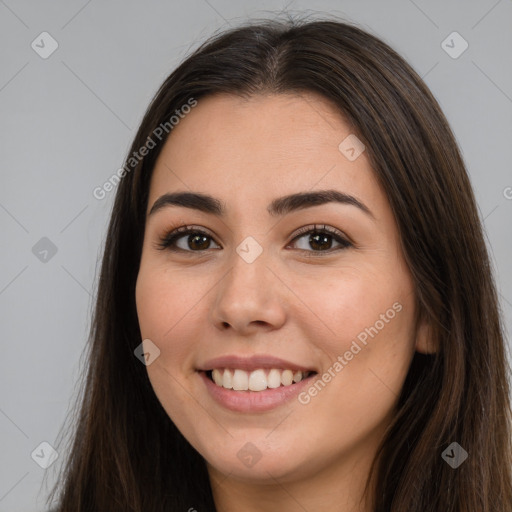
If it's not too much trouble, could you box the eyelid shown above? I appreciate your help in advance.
[289,223,352,245]
[154,224,218,252]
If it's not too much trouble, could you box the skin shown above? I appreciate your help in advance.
[135,92,434,512]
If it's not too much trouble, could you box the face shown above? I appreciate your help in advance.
[135,92,431,490]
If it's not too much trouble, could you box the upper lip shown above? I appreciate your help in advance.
[198,355,317,373]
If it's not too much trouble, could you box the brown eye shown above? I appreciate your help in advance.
[289,225,352,254]
[157,227,221,252]
[181,233,211,251]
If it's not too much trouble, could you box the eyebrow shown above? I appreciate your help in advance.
[148,189,374,219]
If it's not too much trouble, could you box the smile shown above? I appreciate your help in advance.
[196,354,318,412]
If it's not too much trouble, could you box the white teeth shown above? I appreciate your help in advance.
[248,369,267,391]
[281,369,293,386]
[211,368,310,391]
[267,369,282,388]
[232,369,249,391]
[223,369,233,389]
[212,368,223,386]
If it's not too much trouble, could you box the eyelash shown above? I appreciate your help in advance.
[156,224,353,256]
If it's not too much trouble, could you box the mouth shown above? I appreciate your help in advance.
[198,365,318,413]
[197,355,318,412]
[204,368,317,392]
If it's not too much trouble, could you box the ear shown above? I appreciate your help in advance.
[414,314,438,355]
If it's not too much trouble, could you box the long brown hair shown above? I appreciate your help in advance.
[46,15,512,511]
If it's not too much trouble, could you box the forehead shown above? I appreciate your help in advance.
[147,92,384,218]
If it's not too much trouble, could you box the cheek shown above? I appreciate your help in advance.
[136,263,199,339]
[297,266,411,355]
[135,265,199,377]
[135,266,204,424]
[296,266,416,406]
[293,282,415,453]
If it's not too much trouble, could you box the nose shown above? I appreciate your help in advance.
[209,245,287,335]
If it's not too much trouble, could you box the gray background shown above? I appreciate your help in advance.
[0,1,511,510]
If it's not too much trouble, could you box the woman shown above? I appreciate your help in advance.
[46,16,512,511]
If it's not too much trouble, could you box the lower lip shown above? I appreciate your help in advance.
[198,371,316,413]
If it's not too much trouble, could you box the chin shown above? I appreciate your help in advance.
[199,434,314,483]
